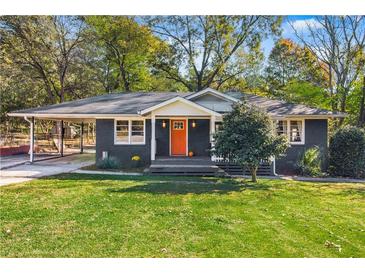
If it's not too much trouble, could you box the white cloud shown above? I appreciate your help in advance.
[291,18,323,32]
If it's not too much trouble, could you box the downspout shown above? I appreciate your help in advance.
[24,116,34,163]
[272,156,278,176]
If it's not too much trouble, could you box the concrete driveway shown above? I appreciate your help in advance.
[0,153,95,186]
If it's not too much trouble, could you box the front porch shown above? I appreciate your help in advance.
[148,156,226,176]
[147,156,274,176]
[151,117,218,160]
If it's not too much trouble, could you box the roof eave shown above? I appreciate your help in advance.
[269,114,347,119]
[7,113,142,119]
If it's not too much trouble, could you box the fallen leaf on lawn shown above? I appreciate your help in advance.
[324,240,342,252]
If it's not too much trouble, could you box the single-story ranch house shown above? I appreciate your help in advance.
[9,88,345,175]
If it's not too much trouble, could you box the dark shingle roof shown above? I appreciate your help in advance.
[11,92,192,115]
[227,92,342,116]
[10,90,345,117]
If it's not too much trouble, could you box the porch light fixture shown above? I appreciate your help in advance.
[162,120,166,128]
[192,120,196,128]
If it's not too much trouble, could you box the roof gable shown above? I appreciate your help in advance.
[186,88,239,103]
[138,96,222,116]
[191,93,234,113]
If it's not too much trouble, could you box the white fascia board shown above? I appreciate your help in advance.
[7,113,143,119]
[270,114,347,119]
[186,88,239,103]
[138,96,222,117]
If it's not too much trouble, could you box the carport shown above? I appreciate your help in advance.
[7,112,95,163]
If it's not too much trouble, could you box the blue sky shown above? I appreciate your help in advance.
[262,15,316,57]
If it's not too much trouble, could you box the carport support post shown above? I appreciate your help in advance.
[151,114,156,161]
[210,116,216,161]
[60,120,64,157]
[29,117,34,163]
[24,116,35,163]
[80,122,84,154]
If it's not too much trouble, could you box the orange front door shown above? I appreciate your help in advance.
[171,120,187,156]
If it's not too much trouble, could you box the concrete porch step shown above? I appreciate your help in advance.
[152,157,213,166]
[148,163,226,176]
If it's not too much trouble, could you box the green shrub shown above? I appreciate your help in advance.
[296,146,322,176]
[96,156,121,169]
[328,126,365,178]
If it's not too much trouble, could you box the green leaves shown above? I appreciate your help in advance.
[296,146,323,176]
[214,101,289,181]
[149,16,282,91]
[85,16,171,92]
[329,126,365,178]
[265,38,328,92]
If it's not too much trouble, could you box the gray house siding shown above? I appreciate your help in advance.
[276,119,328,174]
[188,119,211,156]
[96,119,151,167]
[96,118,328,174]
[156,119,170,156]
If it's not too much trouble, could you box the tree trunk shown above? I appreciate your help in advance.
[358,75,365,127]
[250,166,258,182]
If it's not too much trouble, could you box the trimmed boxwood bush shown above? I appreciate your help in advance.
[328,126,365,178]
[96,156,121,169]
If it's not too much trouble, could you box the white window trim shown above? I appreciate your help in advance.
[275,119,305,145]
[114,118,146,145]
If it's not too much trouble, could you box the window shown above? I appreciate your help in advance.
[215,122,223,132]
[290,120,303,143]
[275,120,304,144]
[173,121,184,130]
[115,120,129,143]
[131,121,144,143]
[115,119,145,144]
[276,120,287,136]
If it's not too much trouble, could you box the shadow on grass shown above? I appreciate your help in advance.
[11,173,270,195]
[338,187,365,198]
[45,173,224,183]
[106,181,270,195]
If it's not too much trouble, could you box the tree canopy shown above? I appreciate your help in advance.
[290,16,365,124]
[148,16,282,91]
[1,15,364,131]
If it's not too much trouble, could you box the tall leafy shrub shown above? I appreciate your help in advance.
[329,126,365,178]
[213,101,289,182]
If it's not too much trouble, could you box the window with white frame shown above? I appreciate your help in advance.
[275,120,304,144]
[131,121,144,143]
[115,119,145,144]
[276,120,287,136]
[289,120,303,143]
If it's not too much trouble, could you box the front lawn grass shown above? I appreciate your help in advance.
[1,174,364,257]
